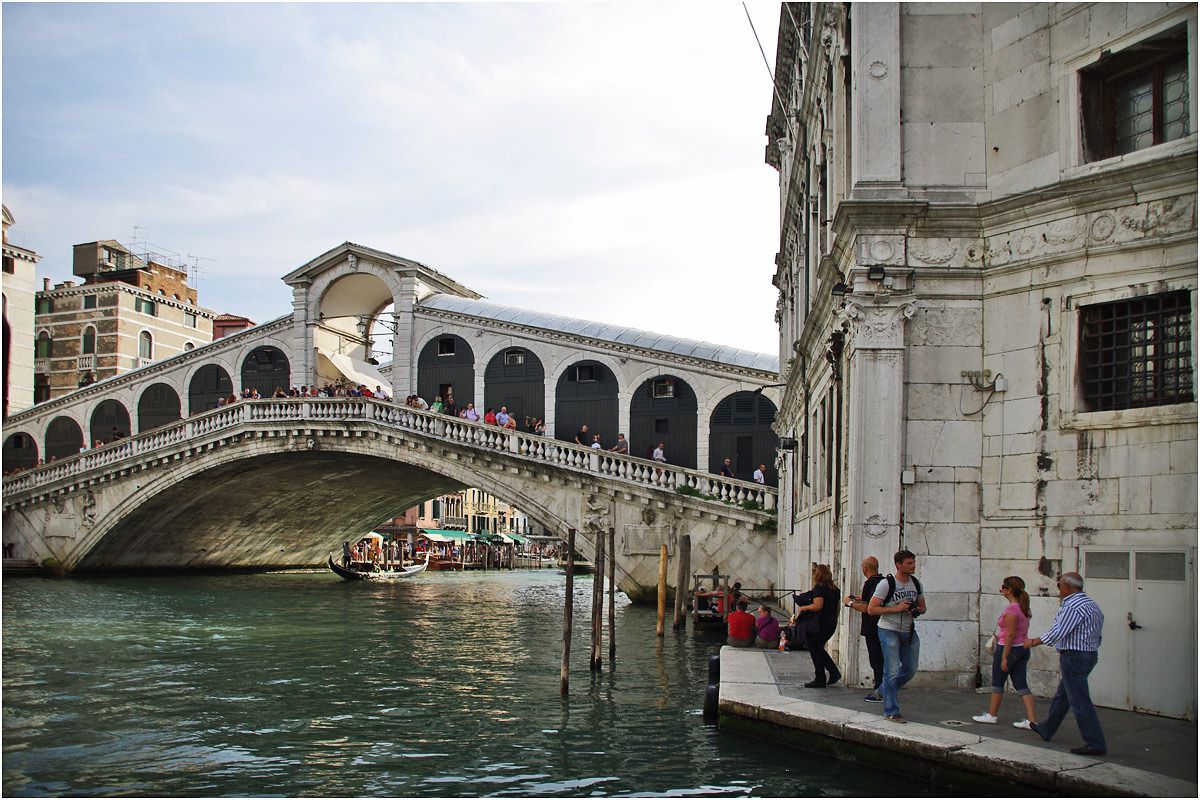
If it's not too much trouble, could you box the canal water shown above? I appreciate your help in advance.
[3,570,933,796]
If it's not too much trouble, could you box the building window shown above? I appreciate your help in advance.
[34,375,50,403]
[83,294,97,309]
[575,364,597,383]
[654,418,669,434]
[35,297,53,314]
[185,311,197,328]
[184,342,195,351]
[1080,27,1190,162]
[504,349,525,366]
[34,332,52,358]
[2,255,14,274]
[135,297,157,316]
[1079,290,1193,411]
[82,326,96,355]
[651,378,675,399]
[438,337,455,356]
[139,331,153,361]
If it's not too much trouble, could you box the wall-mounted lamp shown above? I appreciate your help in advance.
[830,282,849,297]
[867,265,887,281]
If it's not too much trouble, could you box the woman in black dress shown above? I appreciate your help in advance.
[793,563,841,687]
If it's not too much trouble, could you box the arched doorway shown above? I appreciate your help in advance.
[484,347,544,426]
[190,364,233,413]
[138,383,182,432]
[417,334,474,408]
[241,346,290,395]
[3,432,38,470]
[709,391,778,484]
[45,416,84,460]
[90,399,132,445]
[630,375,697,468]
[555,360,618,449]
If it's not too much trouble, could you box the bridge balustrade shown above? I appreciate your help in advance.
[4,398,776,512]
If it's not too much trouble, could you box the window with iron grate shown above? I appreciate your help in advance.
[1079,290,1193,411]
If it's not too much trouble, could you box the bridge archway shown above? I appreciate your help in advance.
[3,432,38,471]
[630,375,697,469]
[709,391,778,484]
[555,360,619,450]
[91,399,132,444]
[418,334,474,408]
[45,416,84,460]
[484,346,544,425]
[189,364,233,413]
[138,383,182,432]
[241,346,290,395]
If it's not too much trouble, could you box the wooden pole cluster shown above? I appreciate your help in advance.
[560,527,576,695]
[607,526,616,659]
[673,534,691,630]
[590,530,606,671]
[656,543,668,636]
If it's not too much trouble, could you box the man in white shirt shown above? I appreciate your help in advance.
[652,442,666,463]
[868,549,927,724]
[753,464,766,484]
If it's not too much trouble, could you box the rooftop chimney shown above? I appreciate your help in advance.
[43,278,50,291]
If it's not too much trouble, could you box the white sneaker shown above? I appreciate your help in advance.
[1012,719,1033,730]
[972,713,998,724]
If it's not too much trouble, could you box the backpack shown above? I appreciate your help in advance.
[882,574,924,615]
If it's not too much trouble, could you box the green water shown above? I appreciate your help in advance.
[3,570,931,796]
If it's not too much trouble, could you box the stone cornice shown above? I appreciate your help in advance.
[283,241,481,300]
[38,281,217,318]
[4,315,292,425]
[3,242,41,262]
[414,307,780,382]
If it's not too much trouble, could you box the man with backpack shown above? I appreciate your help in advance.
[867,549,927,723]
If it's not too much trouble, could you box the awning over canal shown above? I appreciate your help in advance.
[419,529,478,543]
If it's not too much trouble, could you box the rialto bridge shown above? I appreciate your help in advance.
[2,242,781,597]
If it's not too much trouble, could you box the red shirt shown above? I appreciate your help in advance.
[727,610,755,640]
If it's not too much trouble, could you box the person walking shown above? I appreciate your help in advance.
[792,564,842,687]
[1026,572,1107,755]
[753,464,766,484]
[719,458,734,478]
[868,549,926,723]
[973,576,1037,729]
[844,556,885,702]
[652,442,667,463]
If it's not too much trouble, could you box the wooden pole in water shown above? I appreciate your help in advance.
[656,543,668,636]
[721,574,730,622]
[607,526,616,659]
[673,534,691,630]
[561,528,576,695]
[590,531,604,671]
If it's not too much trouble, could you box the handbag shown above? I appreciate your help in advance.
[985,633,997,655]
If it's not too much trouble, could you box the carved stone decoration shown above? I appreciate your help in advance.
[80,490,97,528]
[838,301,917,350]
[1121,196,1192,234]
[347,253,359,272]
[306,437,317,450]
[867,60,888,80]
[857,234,905,266]
[641,507,657,526]
[1042,218,1085,247]
[862,513,887,538]
[583,493,610,536]
[1088,212,1116,242]
[907,238,958,266]
[825,329,846,381]
[964,243,985,264]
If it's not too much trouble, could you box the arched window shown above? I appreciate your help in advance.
[82,326,97,355]
[184,342,195,351]
[139,331,153,361]
[35,330,52,358]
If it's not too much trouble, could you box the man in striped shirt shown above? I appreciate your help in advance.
[1027,572,1107,755]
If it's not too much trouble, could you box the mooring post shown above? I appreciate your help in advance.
[590,531,605,671]
[607,526,616,659]
[721,574,730,622]
[656,543,668,636]
[561,528,576,695]
[673,534,691,630]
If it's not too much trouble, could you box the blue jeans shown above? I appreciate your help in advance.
[990,644,1031,694]
[877,628,920,717]
[1038,650,1107,752]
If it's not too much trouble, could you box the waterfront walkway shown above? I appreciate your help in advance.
[718,647,1197,797]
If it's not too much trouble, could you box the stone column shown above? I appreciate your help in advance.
[851,3,901,191]
[290,280,313,388]
[390,276,419,399]
[837,299,914,685]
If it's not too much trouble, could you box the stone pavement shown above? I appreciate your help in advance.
[718,647,1197,797]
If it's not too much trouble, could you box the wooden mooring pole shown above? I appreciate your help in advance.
[672,534,691,630]
[560,528,576,695]
[656,543,668,636]
[607,526,616,660]
[590,531,605,671]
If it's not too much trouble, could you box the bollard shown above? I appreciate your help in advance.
[560,528,576,695]
[656,543,668,636]
[607,526,616,660]
[673,534,691,630]
[590,531,604,671]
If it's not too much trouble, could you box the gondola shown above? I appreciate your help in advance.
[328,551,429,581]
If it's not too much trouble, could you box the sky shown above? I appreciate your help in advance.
[3,1,783,355]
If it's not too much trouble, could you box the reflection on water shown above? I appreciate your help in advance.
[3,571,930,796]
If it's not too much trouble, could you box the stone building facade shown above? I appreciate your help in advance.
[2,205,42,418]
[34,240,216,400]
[767,2,1196,719]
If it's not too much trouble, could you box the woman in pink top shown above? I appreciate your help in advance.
[973,576,1037,728]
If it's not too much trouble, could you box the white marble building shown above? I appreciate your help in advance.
[767,2,1196,719]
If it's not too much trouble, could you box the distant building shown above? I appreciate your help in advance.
[33,240,217,400]
[2,205,41,418]
[213,313,256,339]
[767,3,1195,719]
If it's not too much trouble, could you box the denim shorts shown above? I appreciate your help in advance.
[991,643,1031,694]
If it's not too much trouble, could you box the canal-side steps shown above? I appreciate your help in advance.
[716,648,1197,797]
